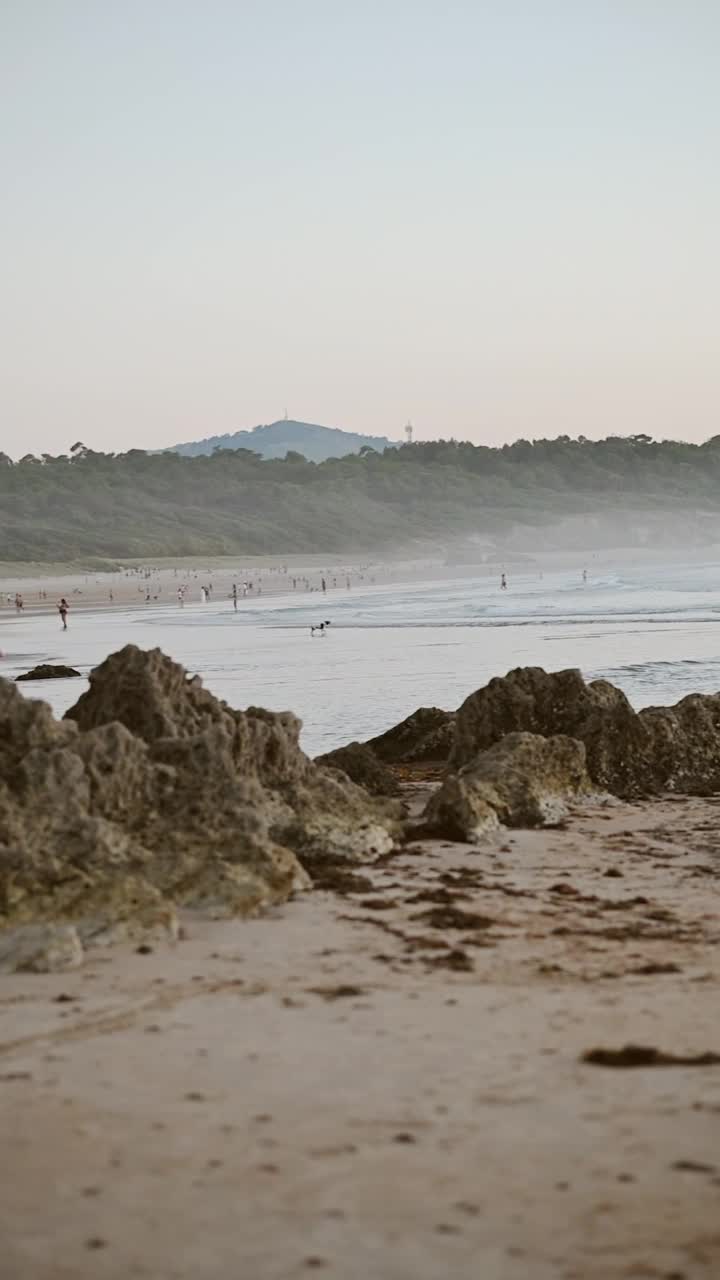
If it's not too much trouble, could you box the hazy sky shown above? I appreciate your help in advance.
[1,1,718,456]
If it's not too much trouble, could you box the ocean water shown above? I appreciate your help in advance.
[4,560,720,757]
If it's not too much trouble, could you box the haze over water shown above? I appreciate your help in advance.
[6,560,720,756]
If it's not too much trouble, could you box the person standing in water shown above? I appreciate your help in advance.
[58,598,69,629]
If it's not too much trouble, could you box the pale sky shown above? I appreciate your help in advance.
[1,1,718,456]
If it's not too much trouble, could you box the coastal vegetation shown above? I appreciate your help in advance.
[2,434,720,561]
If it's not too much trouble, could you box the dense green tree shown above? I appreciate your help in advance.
[1,434,720,560]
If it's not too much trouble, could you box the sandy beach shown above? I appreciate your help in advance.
[2,788,719,1280]
[3,544,713,618]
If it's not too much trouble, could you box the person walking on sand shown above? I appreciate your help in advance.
[500,573,507,590]
[58,598,69,629]
[232,583,238,611]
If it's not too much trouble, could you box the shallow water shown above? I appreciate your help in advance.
[3,560,720,756]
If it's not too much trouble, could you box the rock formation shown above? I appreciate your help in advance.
[315,742,400,796]
[450,666,720,798]
[16,664,82,681]
[422,732,592,841]
[0,646,398,968]
[364,707,455,764]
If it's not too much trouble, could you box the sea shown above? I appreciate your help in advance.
[4,560,720,757]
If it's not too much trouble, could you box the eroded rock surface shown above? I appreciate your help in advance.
[365,707,455,764]
[423,732,592,841]
[450,666,720,798]
[0,646,397,961]
[0,923,84,974]
[315,742,401,796]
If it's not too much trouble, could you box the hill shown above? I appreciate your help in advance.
[166,419,399,462]
[2,434,720,562]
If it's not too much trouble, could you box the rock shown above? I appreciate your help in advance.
[315,742,400,796]
[0,923,84,974]
[364,707,456,764]
[423,732,592,841]
[16,664,82,681]
[450,666,720,798]
[0,646,398,950]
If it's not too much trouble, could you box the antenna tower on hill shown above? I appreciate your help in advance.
[405,420,413,444]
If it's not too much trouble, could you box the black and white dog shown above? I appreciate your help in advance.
[310,620,332,636]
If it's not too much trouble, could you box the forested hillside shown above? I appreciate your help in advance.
[2,434,720,562]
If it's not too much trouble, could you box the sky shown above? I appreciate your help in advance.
[1,1,719,456]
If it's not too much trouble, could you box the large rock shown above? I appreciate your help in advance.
[450,666,720,798]
[365,707,456,764]
[423,732,592,841]
[315,742,400,796]
[0,646,397,947]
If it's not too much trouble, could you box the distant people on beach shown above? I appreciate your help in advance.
[232,583,238,611]
[321,578,327,593]
[15,593,24,612]
[582,568,588,584]
[500,573,507,590]
[58,598,69,629]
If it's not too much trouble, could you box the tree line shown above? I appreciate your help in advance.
[1,434,720,561]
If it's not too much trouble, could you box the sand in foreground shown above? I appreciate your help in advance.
[2,793,720,1280]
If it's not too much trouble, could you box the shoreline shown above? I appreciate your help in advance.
[4,544,720,619]
[2,789,719,1279]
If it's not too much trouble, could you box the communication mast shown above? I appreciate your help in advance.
[404,420,413,445]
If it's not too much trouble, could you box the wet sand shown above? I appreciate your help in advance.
[2,791,719,1279]
[0,555,473,617]
[2,544,701,617]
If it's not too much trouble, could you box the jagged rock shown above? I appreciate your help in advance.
[365,707,456,764]
[16,664,82,681]
[66,646,397,860]
[0,646,398,948]
[315,742,401,796]
[450,666,720,798]
[0,923,84,974]
[423,732,592,841]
